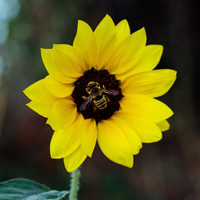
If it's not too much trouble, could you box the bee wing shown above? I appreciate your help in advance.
[101,89,119,96]
[80,95,93,111]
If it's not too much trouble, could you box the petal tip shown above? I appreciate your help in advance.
[26,102,31,107]
[105,14,111,18]
[170,69,177,76]
[174,70,177,76]
[101,14,114,24]
[126,156,134,168]
[87,152,93,158]
[40,48,51,53]
[50,146,60,159]
[23,88,28,96]
[140,27,146,33]
[157,45,164,53]
[77,20,85,27]
[50,151,57,159]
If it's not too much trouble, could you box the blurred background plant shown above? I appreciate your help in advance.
[0,0,199,199]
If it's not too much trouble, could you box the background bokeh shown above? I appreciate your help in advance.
[0,0,199,199]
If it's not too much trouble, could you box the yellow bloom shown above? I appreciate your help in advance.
[24,15,176,172]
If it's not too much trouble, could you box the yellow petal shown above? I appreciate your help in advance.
[41,48,77,84]
[133,45,163,72]
[44,75,74,98]
[114,111,162,143]
[97,119,133,168]
[117,45,163,80]
[47,99,77,130]
[50,114,83,159]
[73,20,94,68]
[24,79,59,107]
[121,69,177,97]
[64,146,87,172]
[34,88,58,107]
[156,120,170,132]
[115,19,130,45]
[107,27,146,74]
[87,35,97,69]
[120,94,173,123]
[26,101,51,118]
[52,45,84,78]
[110,116,142,155]
[23,79,44,101]
[94,15,116,69]
[79,117,97,157]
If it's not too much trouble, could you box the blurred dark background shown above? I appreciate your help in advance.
[0,0,199,199]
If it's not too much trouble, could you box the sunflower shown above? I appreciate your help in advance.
[24,15,176,172]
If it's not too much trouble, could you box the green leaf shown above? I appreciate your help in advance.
[0,178,69,200]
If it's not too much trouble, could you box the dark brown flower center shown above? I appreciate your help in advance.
[71,67,123,123]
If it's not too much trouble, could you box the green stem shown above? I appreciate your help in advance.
[69,168,80,200]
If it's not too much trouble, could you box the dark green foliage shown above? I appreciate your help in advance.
[0,178,69,200]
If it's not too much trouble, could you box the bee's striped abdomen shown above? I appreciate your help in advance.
[94,95,107,110]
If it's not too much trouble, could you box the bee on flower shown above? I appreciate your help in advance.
[24,15,176,172]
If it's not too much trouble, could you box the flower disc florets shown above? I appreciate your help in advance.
[72,67,123,123]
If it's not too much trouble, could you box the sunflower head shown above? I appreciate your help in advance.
[24,15,176,172]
